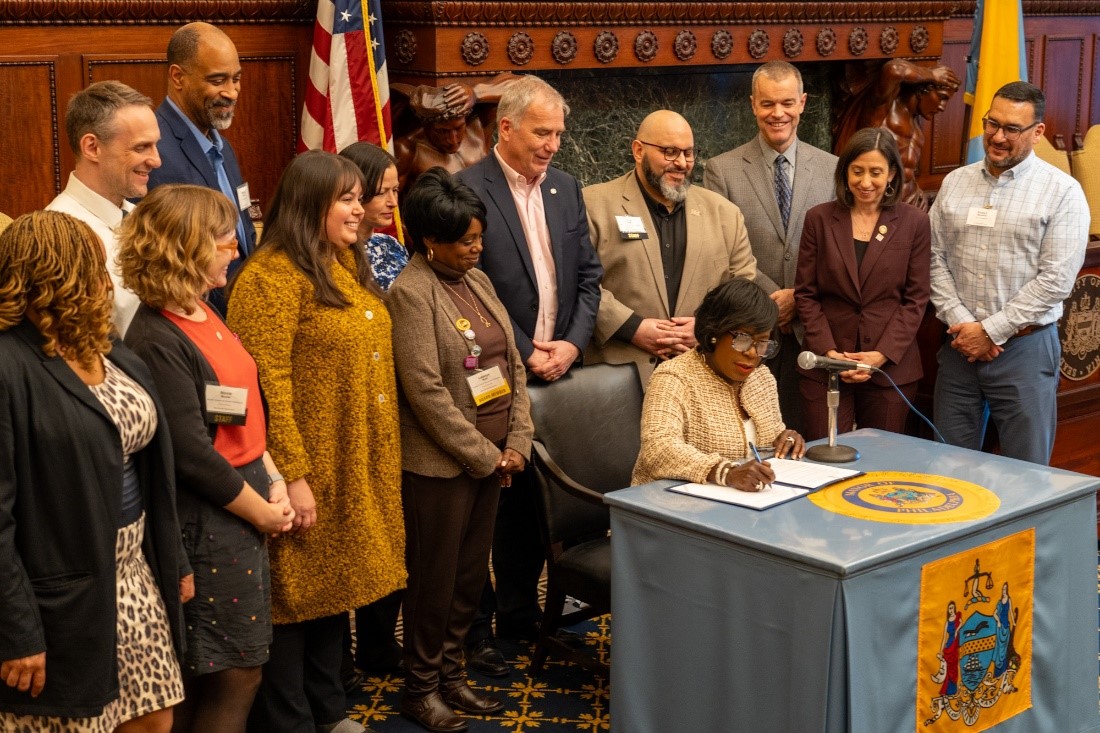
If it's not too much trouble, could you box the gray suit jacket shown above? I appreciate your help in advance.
[582,171,757,383]
[388,254,533,479]
[703,136,837,294]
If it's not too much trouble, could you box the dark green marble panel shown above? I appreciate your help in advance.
[535,64,835,188]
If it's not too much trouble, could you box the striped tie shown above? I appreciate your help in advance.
[775,154,792,230]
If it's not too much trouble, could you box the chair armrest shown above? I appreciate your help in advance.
[532,440,607,507]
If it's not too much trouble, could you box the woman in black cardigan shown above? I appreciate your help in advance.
[119,185,295,733]
[0,211,192,730]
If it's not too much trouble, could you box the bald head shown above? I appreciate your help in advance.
[636,110,692,143]
[633,110,695,208]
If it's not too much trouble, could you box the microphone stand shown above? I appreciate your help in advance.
[804,369,860,463]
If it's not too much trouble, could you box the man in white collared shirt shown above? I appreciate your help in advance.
[47,81,161,336]
[455,75,602,674]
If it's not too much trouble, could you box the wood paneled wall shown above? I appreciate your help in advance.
[0,11,313,219]
[919,11,1100,195]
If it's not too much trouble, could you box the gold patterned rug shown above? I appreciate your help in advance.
[346,616,611,732]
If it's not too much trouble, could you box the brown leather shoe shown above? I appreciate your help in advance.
[442,683,505,714]
[400,691,469,732]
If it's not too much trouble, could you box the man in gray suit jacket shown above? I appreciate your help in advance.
[703,60,837,432]
[583,110,757,386]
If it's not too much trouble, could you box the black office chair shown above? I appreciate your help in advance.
[526,362,643,675]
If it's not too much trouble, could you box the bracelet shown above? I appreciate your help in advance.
[714,460,730,486]
[268,472,285,485]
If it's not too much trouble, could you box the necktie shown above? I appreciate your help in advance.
[208,146,250,255]
[775,154,792,231]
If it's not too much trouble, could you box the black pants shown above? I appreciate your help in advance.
[402,470,500,697]
[342,589,403,671]
[466,466,545,644]
[249,613,346,733]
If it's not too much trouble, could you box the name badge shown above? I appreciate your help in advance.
[204,383,248,425]
[966,206,997,227]
[236,182,252,212]
[615,215,649,240]
[466,365,511,406]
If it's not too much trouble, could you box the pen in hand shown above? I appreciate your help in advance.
[748,442,773,491]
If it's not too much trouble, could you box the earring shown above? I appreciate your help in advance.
[885,182,896,196]
[709,337,717,344]
[426,248,434,262]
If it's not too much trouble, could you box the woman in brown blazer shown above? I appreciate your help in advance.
[794,128,931,439]
[387,168,533,733]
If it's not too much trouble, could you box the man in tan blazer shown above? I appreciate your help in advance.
[583,110,757,385]
[703,61,837,430]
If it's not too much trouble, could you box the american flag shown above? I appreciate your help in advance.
[299,0,392,153]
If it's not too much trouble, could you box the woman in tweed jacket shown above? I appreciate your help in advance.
[633,278,805,490]
[388,168,532,733]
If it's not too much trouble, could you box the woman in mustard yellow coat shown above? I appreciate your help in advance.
[228,151,404,733]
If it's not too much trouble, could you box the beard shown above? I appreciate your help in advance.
[643,156,691,203]
[205,99,236,131]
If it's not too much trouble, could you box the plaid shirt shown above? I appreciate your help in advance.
[929,153,1090,344]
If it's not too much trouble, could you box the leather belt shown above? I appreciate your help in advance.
[1008,323,1051,341]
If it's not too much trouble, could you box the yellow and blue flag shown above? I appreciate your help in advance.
[964,0,1028,163]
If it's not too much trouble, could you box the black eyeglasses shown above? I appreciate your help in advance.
[637,141,697,162]
[981,117,1039,141]
[729,331,779,360]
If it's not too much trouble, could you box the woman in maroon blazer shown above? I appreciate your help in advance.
[794,127,931,439]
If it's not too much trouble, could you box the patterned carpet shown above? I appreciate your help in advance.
[345,617,611,732]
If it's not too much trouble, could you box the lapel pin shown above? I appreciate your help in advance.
[550,188,557,195]
[690,208,700,216]
[878,225,887,234]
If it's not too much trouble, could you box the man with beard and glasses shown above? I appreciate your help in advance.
[583,109,757,385]
[148,21,254,316]
[47,80,161,336]
[930,81,1089,464]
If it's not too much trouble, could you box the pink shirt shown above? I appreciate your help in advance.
[494,147,558,343]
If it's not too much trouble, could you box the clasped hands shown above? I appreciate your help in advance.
[528,340,579,381]
[826,349,887,383]
[947,322,1002,363]
[632,317,697,360]
[496,448,526,488]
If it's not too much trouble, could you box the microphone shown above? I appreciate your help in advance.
[797,351,878,373]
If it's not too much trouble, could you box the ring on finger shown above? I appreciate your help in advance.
[754,481,763,491]
[786,436,795,443]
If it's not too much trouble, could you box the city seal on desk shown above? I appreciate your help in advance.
[808,471,999,524]
[917,529,1034,731]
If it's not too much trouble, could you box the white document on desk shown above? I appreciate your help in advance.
[767,458,862,490]
[668,482,808,510]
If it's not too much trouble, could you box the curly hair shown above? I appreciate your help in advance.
[0,211,114,368]
[118,184,238,313]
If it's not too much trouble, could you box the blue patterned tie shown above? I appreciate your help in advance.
[775,154,792,230]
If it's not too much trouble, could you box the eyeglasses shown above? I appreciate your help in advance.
[637,141,697,162]
[729,331,779,360]
[981,117,1039,141]
[215,236,239,253]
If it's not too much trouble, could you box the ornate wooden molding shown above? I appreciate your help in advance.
[381,2,960,27]
[956,0,1100,14]
[0,0,314,25]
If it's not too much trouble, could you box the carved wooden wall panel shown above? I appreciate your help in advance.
[1041,36,1090,135]
[0,20,311,219]
[0,59,61,216]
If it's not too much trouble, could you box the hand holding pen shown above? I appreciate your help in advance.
[748,442,775,492]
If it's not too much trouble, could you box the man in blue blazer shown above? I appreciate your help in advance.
[148,22,255,315]
[455,75,602,674]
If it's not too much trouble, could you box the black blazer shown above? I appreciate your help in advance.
[456,154,602,362]
[0,320,187,717]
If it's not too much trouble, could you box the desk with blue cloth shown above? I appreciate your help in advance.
[606,429,1100,733]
